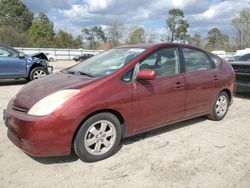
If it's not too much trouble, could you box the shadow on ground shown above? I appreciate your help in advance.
[0,79,28,86]
[30,116,207,164]
[123,116,207,145]
[31,152,79,164]
[236,92,250,99]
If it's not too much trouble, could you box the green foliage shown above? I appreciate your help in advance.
[82,26,107,49]
[28,12,55,47]
[232,8,250,49]
[188,33,203,48]
[0,25,29,46]
[0,0,33,46]
[54,30,83,48]
[126,25,146,44]
[205,28,229,51]
[0,0,33,32]
[166,9,189,42]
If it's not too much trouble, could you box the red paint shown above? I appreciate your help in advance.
[4,43,236,157]
[136,69,156,80]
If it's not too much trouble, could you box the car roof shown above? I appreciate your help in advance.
[117,43,177,49]
[117,43,207,52]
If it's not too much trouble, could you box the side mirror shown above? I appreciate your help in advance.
[18,52,25,58]
[136,69,156,80]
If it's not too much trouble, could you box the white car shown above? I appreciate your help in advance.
[45,53,56,62]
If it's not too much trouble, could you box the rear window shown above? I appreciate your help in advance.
[182,48,212,72]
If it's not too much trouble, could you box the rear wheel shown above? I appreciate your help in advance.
[207,91,229,121]
[74,113,122,162]
[29,67,48,81]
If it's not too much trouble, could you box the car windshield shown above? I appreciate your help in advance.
[63,48,145,77]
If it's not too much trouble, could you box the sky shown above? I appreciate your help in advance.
[21,0,250,37]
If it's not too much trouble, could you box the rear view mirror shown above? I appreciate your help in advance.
[18,52,25,58]
[136,69,156,80]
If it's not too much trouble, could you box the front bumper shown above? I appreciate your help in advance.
[47,66,53,74]
[3,104,75,157]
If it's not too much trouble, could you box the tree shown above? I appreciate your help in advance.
[205,28,229,51]
[232,9,250,49]
[188,33,203,48]
[28,12,55,47]
[82,26,107,49]
[146,29,157,43]
[54,30,83,48]
[166,9,189,42]
[107,21,123,47]
[126,25,146,44]
[0,26,28,46]
[0,0,33,46]
[0,0,33,32]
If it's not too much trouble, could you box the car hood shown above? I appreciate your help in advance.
[30,52,48,61]
[13,73,98,110]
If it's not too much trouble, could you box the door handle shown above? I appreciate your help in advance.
[213,75,220,81]
[176,82,184,89]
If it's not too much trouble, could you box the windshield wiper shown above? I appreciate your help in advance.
[61,70,93,77]
[76,71,93,77]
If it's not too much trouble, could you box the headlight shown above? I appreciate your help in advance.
[28,89,80,116]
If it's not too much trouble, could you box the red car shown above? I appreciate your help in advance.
[3,43,236,162]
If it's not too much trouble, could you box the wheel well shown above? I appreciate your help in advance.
[221,89,232,102]
[71,109,126,152]
[29,63,44,72]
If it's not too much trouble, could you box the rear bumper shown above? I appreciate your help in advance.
[235,73,250,92]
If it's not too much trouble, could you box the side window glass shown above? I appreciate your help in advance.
[122,68,134,82]
[210,55,221,67]
[183,48,211,72]
[0,46,17,57]
[139,47,180,77]
[0,47,10,57]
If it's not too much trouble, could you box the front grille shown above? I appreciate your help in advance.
[12,105,29,113]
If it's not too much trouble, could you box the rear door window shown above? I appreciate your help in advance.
[182,48,212,72]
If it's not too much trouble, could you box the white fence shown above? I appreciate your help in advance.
[16,47,103,60]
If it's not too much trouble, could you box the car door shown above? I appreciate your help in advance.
[181,47,218,117]
[0,46,27,77]
[132,47,185,133]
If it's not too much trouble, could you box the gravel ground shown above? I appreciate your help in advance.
[0,61,250,188]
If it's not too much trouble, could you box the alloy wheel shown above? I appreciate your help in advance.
[84,120,117,156]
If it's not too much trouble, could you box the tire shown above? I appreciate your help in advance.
[29,67,48,81]
[207,91,229,121]
[74,113,122,162]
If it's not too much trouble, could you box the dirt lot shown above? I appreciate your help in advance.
[0,61,250,188]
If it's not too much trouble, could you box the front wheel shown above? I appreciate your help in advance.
[29,67,48,81]
[207,91,229,121]
[74,113,122,162]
